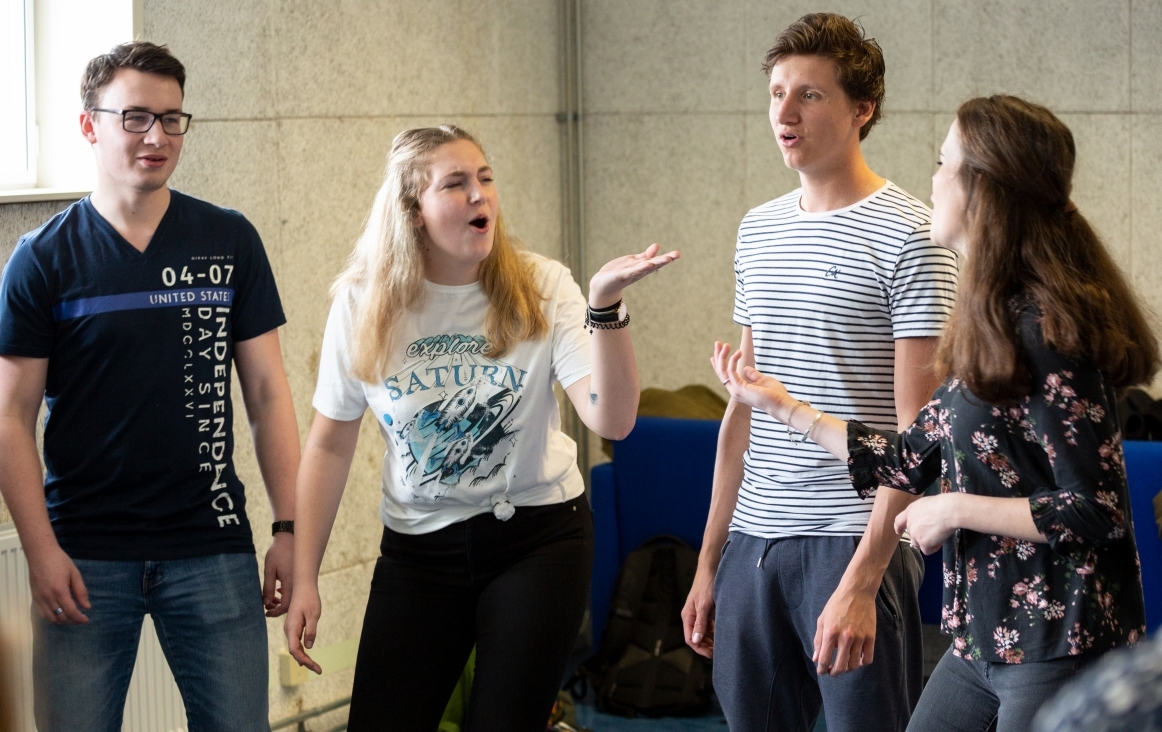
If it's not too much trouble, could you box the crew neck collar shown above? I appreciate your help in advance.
[796,181,891,219]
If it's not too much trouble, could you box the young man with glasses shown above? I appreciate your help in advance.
[0,42,299,731]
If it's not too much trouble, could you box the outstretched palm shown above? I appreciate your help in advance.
[589,243,680,306]
[711,342,793,418]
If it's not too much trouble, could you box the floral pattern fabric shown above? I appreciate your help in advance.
[848,306,1146,664]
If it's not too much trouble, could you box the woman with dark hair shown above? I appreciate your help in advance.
[712,95,1157,732]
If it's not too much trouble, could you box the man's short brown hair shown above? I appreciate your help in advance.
[762,13,886,140]
[81,42,186,111]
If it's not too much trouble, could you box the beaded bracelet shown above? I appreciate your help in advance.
[585,311,630,332]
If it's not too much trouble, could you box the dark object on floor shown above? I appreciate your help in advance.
[579,536,712,717]
[601,385,727,457]
[548,690,591,732]
[1119,387,1162,441]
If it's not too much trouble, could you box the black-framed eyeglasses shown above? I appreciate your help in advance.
[90,108,193,135]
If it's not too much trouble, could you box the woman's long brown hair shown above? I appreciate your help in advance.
[935,96,1159,403]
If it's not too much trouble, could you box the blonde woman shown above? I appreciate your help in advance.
[284,125,678,731]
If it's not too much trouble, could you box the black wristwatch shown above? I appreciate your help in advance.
[272,520,295,536]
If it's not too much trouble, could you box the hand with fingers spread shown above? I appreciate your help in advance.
[27,543,90,625]
[588,243,680,308]
[710,342,797,420]
[263,532,294,617]
[284,583,323,675]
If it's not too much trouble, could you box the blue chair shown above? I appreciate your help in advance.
[589,424,1162,642]
[589,415,950,641]
[1124,441,1162,634]
[590,417,719,642]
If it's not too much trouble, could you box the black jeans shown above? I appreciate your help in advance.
[347,495,593,732]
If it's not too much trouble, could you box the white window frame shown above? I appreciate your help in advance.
[0,0,37,190]
[0,0,139,203]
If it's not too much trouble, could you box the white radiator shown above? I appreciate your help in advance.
[0,525,188,732]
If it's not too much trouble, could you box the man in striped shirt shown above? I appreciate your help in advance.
[681,14,958,732]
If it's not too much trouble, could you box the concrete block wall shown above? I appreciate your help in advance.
[0,0,564,724]
[147,1,565,722]
[582,0,1162,393]
[1,0,1161,725]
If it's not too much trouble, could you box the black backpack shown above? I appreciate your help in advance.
[579,535,712,717]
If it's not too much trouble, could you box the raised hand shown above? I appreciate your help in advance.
[588,243,680,307]
[710,342,796,419]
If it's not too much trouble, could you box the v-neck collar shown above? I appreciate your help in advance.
[82,191,179,260]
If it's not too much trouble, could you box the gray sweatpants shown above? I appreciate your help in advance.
[712,533,925,732]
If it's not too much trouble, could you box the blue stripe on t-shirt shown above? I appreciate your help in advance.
[52,288,235,321]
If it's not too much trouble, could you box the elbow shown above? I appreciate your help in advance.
[600,416,636,443]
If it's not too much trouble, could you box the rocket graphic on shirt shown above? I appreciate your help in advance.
[383,334,527,502]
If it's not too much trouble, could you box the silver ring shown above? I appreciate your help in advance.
[53,607,64,615]
[722,380,729,385]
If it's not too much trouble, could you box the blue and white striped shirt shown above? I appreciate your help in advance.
[731,182,959,538]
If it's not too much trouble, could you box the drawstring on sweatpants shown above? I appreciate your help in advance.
[757,539,776,569]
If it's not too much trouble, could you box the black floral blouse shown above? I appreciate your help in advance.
[848,306,1146,664]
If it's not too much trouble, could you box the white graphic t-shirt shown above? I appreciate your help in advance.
[313,254,591,534]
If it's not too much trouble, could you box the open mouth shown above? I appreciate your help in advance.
[469,215,489,232]
[780,133,799,144]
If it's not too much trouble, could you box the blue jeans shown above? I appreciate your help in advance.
[908,646,1088,732]
[32,552,269,732]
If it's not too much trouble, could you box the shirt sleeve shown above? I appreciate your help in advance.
[549,262,591,390]
[0,238,56,358]
[311,290,370,421]
[229,215,286,342]
[1021,317,1130,552]
[732,232,750,328]
[847,397,945,499]
[889,224,958,339]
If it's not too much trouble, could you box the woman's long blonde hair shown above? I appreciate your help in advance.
[332,125,548,383]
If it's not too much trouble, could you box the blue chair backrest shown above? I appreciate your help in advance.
[1124,441,1162,633]
[589,417,719,643]
[609,416,720,563]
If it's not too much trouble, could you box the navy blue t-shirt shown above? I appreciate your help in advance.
[0,191,286,560]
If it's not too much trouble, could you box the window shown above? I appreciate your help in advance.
[0,0,137,200]
[0,0,36,189]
